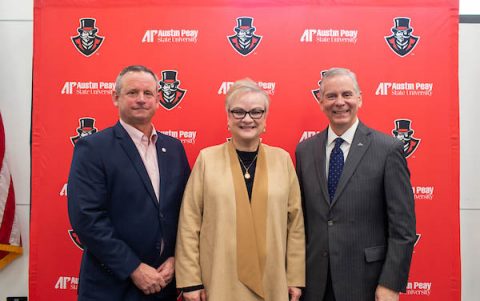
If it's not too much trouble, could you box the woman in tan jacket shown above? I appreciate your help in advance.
[175,79,305,301]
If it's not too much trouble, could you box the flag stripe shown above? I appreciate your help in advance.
[0,114,5,170]
[0,178,15,244]
[0,111,22,269]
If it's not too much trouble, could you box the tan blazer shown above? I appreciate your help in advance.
[175,142,305,301]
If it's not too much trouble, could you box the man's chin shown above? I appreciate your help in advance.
[331,116,350,124]
[125,116,152,125]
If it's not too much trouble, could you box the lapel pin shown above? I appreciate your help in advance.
[161,147,166,153]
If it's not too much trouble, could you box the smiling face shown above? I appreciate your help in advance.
[112,71,159,133]
[227,91,267,150]
[319,74,362,135]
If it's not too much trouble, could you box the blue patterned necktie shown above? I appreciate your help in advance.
[328,138,344,202]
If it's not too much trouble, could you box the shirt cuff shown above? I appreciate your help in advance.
[181,284,204,292]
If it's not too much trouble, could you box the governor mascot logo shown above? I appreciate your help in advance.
[71,18,104,57]
[227,17,262,56]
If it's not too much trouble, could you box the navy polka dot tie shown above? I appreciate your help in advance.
[328,138,344,202]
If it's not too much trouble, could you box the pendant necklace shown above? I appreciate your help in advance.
[238,153,258,180]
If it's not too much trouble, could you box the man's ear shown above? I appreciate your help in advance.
[319,99,325,112]
[112,91,119,107]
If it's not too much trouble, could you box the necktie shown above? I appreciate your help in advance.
[328,138,344,202]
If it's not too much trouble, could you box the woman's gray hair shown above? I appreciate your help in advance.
[225,78,270,112]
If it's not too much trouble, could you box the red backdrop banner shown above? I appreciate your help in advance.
[31,0,460,300]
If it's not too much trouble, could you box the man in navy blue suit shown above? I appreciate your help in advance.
[68,65,190,300]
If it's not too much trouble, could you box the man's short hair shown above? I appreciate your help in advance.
[115,65,158,94]
[319,67,361,97]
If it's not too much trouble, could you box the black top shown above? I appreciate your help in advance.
[236,149,258,201]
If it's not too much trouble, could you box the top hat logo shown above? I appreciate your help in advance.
[161,71,180,85]
[79,117,95,131]
[392,119,421,158]
[393,119,413,134]
[235,17,256,32]
[312,70,328,103]
[71,18,105,57]
[158,70,187,111]
[228,16,262,56]
[384,17,419,57]
[78,18,98,33]
[392,18,412,32]
[70,117,98,145]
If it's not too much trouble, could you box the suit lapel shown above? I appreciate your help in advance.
[313,130,330,205]
[331,122,371,206]
[114,122,159,208]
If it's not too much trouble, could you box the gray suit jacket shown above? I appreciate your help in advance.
[296,122,415,301]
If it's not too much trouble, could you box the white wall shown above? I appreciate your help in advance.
[0,1,479,300]
[460,0,480,15]
[459,22,480,301]
[0,0,33,300]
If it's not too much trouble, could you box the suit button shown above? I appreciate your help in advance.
[328,220,334,226]
[322,251,329,257]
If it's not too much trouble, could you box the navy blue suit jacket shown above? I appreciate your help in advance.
[68,122,190,300]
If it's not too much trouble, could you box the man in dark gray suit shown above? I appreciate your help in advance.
[296,68,415,301]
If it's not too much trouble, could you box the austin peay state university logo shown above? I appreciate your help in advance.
[71,18,104,57]
[228,17,262,56]
[312,70,328,102]
[158,70,187,110]
[392,119,421,158]
[70,117,98,145]
[385,17,419,57]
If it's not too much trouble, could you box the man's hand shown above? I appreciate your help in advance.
[288,286,302,301]
[375,285,399,301]
[131,263,166,295]
[183,289,207,301]
[157,256,175,286]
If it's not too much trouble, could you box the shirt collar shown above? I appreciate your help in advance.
[327,118,359,146]
[120,119,158,145]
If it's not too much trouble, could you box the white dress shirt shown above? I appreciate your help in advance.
[325,119,359,178]
[120,119,160,201]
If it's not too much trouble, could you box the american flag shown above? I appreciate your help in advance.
[0,112,22,269]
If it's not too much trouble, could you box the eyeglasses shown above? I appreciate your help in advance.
[229,109,265,120]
